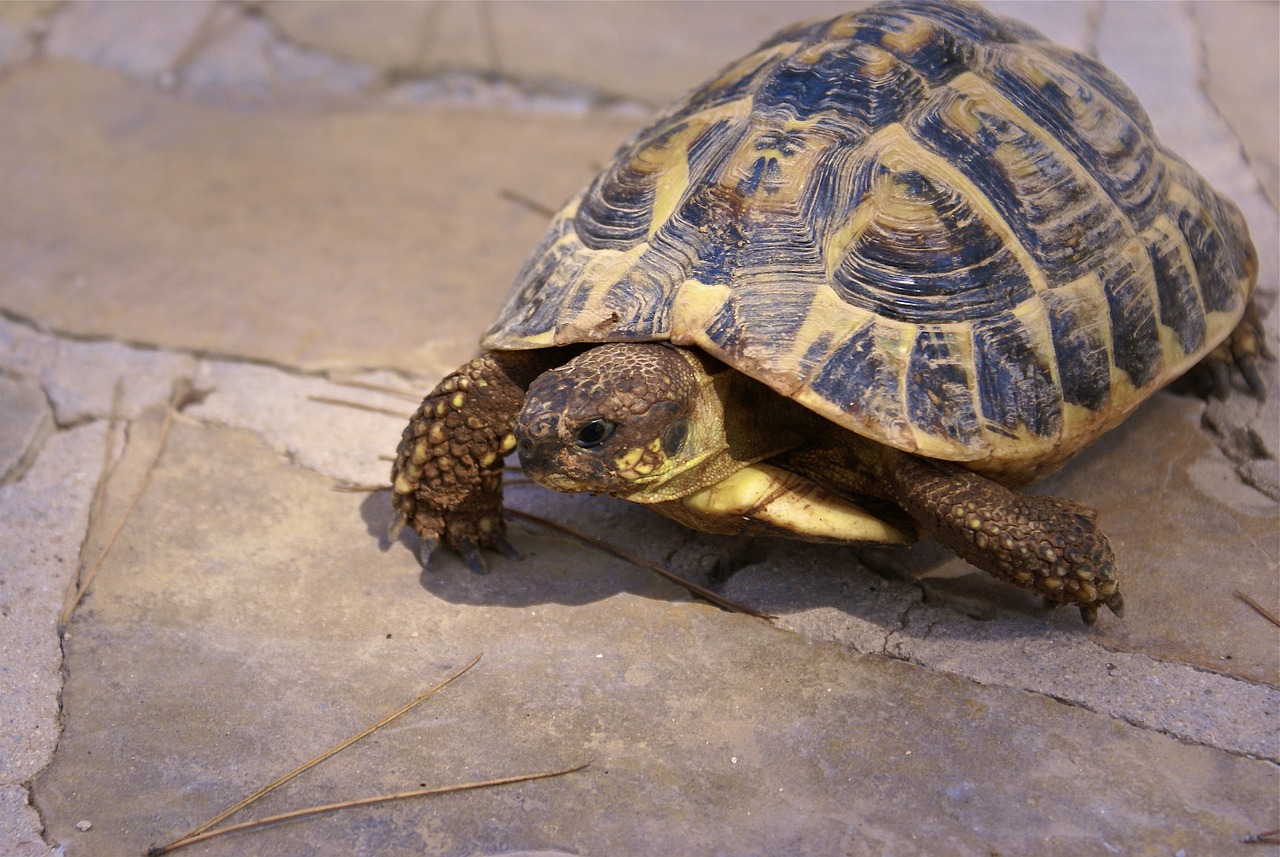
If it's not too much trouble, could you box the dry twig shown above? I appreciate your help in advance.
[148,765,588,855]
[326,377,423,401]
[1234,590,1280,628]
[156,654,483,852]
[499,188,557,218]
[307,395,411,418]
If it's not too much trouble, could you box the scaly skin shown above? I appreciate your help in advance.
[390,350,554,570]
[875,452,1124,624]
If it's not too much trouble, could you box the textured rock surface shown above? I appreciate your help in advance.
[1,2,1277,855]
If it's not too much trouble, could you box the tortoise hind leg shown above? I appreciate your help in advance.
[1199,297,1274,399]
[879,452,1124,624]
[391,350,553,571]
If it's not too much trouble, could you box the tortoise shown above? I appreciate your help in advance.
[390,0,1265,624]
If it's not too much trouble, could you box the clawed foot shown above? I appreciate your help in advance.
[882,453,1126,625]
[1200,299,1273,399]
[414,526,522,575]
[1060,591,1125,626]
[390,351,551,575]
[392,491,523,575]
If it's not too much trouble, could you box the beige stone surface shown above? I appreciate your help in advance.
[893,393,1280,685]
[43,0,213,79]
[0,61,639,378]
[260,1,859,104]
[0,377,49,483]
[0,421,109,783]
[33,421,1279,857]
[1198,0,1280,208]
[2,2,1278,854]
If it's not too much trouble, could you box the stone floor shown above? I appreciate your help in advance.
[1,2,1277,855]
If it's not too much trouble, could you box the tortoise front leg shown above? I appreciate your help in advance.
[879,452,1124,624]
[390,350,553,571]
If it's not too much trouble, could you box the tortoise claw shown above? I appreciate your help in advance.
[1237,354,1266,399]
[1207,357,1233,400]
[457,538,489,575]
[1104,591,1126,618]
[1078,603,1099,626]
[416,537,439,570]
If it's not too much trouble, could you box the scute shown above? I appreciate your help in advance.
[482,0,1256,481]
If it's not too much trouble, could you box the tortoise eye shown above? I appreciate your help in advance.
[575,418,616,449]
[662,418,689,456]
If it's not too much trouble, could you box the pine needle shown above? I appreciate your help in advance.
[1234,590,1280,628]
[325,377,423,401]
[499,188,557,218]
[147,764,588,855]
[307,395,411,418]
[159,654,483,849]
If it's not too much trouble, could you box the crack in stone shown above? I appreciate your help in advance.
[1188,1,1280,219]
[0,305,416,385]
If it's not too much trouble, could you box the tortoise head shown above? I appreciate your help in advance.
[514,343,705,498]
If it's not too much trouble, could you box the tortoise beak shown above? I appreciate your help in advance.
[514,421,582,492]
[517,443,586,493]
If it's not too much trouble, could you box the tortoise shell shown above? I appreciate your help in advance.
[482,0,1256,482]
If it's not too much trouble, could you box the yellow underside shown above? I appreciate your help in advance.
[676,462,912,545]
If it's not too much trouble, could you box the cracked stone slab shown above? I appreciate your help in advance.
[0,375,50,484]
[0,316,198,426]
[33,420,1280,856]
[887,605,1280,761]
[43,0,215,80]
[0,785,53,857]
[1197,0,1280,208]
[258,1,856,105]
[0,60,641,378]
[188,358,418,488]
[255,1,1097,107]
[0,420,110,857]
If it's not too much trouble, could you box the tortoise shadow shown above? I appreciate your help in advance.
[359,486,699,608]
[357,479,1090,637]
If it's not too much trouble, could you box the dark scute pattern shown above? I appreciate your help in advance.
[676,184,750,287]
[876,17,976,85]
[574,157,657,251]
[795,135,869,224]
[755,42,927,125]
[737,154,783,196]
[831,165,1035,323]
[906,328,980,445]
[911,88,1128,282]
[971,314,1061,437]
[808,322,907,430]
[1174,192,1243,314]
[1148,238,1207,355]
[986,49,1167,231]
[868,1,1038,44]
[489,217,580,339]
[1041,290,1112,411]
[597,260,676,336]
[1039,44,1155,135]
[1099,256,1163,388]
